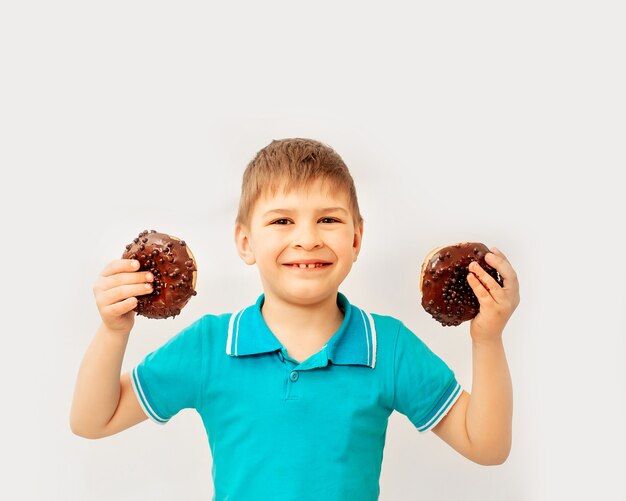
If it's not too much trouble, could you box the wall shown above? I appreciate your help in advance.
[2,1,624,499]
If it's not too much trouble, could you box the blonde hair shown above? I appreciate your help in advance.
[235,138,363,228]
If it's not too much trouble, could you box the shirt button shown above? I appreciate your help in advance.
[289,371,299,382]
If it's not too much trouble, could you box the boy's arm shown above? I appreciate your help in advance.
[70,324,147,438]
[432,248,519,465]
[432,339,512,465]
[70,259,153,438]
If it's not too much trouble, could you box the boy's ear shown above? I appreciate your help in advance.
[234,223,256,265]
[352,221,364,262]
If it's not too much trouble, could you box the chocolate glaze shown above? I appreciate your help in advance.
[420,242,502,327]
[122,230,197,319]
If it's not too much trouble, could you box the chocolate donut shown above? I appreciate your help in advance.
[420,242,502,326]
[122,230,198,319]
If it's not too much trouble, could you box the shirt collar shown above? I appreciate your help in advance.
[226,292,377,368]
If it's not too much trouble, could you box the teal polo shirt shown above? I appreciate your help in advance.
[131,292,461,501]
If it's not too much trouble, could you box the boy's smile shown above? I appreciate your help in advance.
[235,178,363,306]
[284,259,332,269]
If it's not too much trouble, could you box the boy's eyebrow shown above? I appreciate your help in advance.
[263,207,348,217]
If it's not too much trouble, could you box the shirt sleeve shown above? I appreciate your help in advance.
[130,316,206,424]
[393,320,462,432]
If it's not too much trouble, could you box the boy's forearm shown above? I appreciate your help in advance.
[465,337,513,464]
[70,323,130,437]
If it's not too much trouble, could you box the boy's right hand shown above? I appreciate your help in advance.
[93,259,154,334]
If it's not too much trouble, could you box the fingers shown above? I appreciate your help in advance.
[99,281,154,306]
[101,258,139,277]
[98,270,154,292]
[486,248,519,289]
[468,249,521,312]
[467,263,498,306]
[102,296,139,318]
[469,260,502,294]
[93,259,154,310]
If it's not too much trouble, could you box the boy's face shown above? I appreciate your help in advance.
[235,178,363,306]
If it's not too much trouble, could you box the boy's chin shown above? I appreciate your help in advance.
[266,288,341,306]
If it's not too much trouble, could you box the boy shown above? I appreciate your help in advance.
[70,138,520,500]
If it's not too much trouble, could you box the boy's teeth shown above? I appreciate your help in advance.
[293,263,325,268]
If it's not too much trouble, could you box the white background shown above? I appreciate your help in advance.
[1,1,625,500]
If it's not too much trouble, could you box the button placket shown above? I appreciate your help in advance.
[279,350,299,400]
[286,363,308,400]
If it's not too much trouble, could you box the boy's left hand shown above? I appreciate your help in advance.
[466,247,520,343]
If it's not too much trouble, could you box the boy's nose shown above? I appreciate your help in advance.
[292,224,323,250]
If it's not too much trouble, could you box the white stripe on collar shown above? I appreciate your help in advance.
[366,311,377,368]
[226,307,245,355]
[357,308,377,368]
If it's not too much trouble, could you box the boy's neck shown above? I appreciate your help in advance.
[260,291,344,343]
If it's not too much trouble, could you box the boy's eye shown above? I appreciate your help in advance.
[270,218,340,225]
